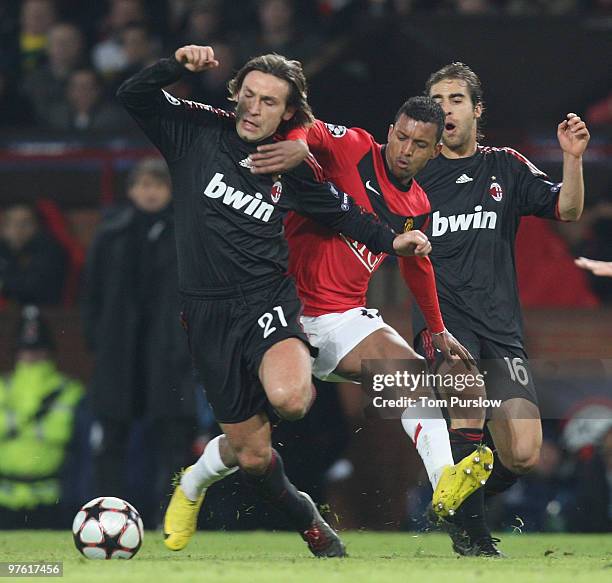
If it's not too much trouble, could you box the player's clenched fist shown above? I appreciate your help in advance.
[392,229,431,257]
[557,112,590,158]
[174,45,219,72]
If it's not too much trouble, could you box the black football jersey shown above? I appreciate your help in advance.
[117,58,397,294]
[413,146,562,347]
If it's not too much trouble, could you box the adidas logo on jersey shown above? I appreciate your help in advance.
[431,206,497,237]
[203,173,274,222]
[239,156,253,169]
[455,174,473,183]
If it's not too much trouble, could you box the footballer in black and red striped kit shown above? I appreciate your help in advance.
[413,63,591,556]
[118,45,434,559]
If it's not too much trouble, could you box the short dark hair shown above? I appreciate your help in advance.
[425,62,485,139]
[425,62,483,107]
[227,53,314,132]
[394,96,445,143]
[127,158,171,189]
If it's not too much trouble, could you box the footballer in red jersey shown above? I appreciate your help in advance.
[251,97,493,519]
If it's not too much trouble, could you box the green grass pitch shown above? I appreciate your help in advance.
[0,531,610,583]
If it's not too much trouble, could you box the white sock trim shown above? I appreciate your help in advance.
[181,435,238,501]
[401,410,453,490]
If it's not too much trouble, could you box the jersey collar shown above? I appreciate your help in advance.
[438,144,482,163]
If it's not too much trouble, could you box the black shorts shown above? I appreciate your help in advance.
[415,326,538,407]
[180,275,314,424]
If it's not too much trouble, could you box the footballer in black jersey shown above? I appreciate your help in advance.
[118,45,428,557]
[414,62,590,556]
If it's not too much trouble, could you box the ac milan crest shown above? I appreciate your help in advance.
[270,180,283,204]
[489,181,503,201]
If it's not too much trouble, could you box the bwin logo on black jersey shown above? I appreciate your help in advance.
[204,173,274,222]
[431,205,497,237]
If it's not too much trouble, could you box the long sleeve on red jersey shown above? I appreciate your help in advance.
[399,255,445,334]
[287,119,372,175]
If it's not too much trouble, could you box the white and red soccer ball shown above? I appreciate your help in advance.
[72,497,144,559]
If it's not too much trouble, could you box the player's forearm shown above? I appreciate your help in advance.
[287,120,326,153]
[399,256,445,334]
[328,205,397,256]
[557,153,585,221]
[292,177,397,255]
[116,57,184,113]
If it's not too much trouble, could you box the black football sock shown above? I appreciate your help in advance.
[449,428,490,540]
[241,449,314,532]
[484,452,520,497]
[449,427,484,462]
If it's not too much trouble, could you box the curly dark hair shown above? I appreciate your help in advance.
[227,53,314,132]
[394,96,445,143]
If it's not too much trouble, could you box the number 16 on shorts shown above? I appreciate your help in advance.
[258,306,288,338]
[503,356,530,386]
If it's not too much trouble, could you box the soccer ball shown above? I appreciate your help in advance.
[72,497,144,559]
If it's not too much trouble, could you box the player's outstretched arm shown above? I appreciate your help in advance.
[575,257,612,278]
[117,45,218,111]
[557,113,590,221]
[117,45,223,160]
[252,119,360,175]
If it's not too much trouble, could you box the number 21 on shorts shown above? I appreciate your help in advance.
[258,306,288,338]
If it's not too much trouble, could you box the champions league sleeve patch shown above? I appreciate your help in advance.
[325,123,347,138]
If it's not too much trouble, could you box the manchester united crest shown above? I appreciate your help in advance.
[271,180,283,204]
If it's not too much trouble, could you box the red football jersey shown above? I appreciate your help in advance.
[285,120,444,332]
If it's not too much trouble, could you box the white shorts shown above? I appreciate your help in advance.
[301,307,390,382]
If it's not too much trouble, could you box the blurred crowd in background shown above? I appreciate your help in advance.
[2,0,612,132]
[0,0,611,534]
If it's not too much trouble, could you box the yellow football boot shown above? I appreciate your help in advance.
[432,445,494,518]
[163,467,205,551]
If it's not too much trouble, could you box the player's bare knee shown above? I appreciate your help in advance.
[505,444,541,474]
[268,385,310,421]
[276,393,309,420]
[235,447,272,475]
